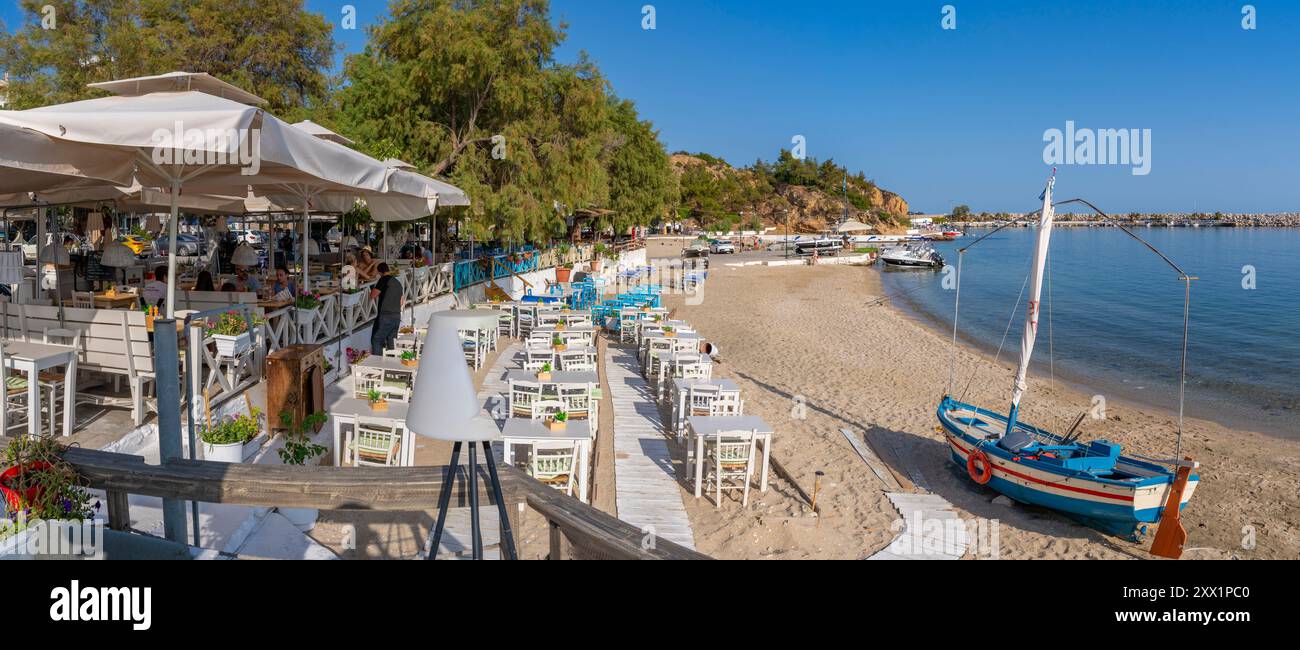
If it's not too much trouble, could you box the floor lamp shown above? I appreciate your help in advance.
[407,310,517,560]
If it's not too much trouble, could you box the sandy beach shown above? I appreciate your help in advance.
[649,239,1299,560]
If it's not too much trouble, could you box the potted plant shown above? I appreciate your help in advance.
[206,310,256,357]
[276,411,328,531]
[548,411,569,432]
[556,262,574,284]
[591,243,611,272]
[537,362,553,382]
[367,388,389,412]
[201,407,262,463]
[552,335,567,352]
[662,325,676,338]
[1,435,96,549]
[340,286,365,308]
[400,350,418,367]
[294,290,322,311]
[653,314,663,323]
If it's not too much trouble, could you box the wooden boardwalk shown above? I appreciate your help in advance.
[604,346,696,550]
[867,492,966,560]
[479,342,520,427]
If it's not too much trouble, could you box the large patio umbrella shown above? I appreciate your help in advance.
[0,73,409,317]
[0,120,136,194]
[836,219,875,234]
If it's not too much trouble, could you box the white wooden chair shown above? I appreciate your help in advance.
[71,292,94,309]
[460,328,485,370]
[558,349,595,372]
[509,380,543,419]
[704,429,758,508]
[347,417,404,467]
[524,348,555,371]
[712,391,744,417]
[558,384,594,422]
[37,328,83,436]
[642,338,674,378]
[527,330,552,348]
[619,313,640,343]
[529,399,567,421]
[529,441,578,496]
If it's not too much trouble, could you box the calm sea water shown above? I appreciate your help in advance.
[879,227,1300,437]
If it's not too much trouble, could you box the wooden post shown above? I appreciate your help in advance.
[549,520,566,560]
[105,490,130,531]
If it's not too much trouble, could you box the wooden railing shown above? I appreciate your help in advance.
[29,444,709,560]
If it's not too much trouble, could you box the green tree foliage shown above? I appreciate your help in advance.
[0,0,336,116]
[339,0,673,243]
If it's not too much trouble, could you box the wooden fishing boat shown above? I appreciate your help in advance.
[936,397,1198,538]
[937,174,1200,549]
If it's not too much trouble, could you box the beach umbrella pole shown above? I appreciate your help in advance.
[165,178,181,319]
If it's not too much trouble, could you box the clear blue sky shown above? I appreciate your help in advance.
[4,0,1299,213]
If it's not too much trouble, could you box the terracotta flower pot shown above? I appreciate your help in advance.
[537,372,552,382]
[1,461,52,511]
[548,420,568,432]
[401,359,419,367]
[369,400,389,412]
[556,268,573,283]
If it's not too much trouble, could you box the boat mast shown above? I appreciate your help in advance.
[1004,173,1057,437]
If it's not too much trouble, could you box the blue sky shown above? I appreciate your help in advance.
[4,0,1299,213]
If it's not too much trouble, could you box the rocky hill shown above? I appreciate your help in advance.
[671,153,910,234]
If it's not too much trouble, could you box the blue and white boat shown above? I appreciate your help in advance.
[936,175,1199,541]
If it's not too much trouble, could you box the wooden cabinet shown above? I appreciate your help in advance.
[265,344,326,435]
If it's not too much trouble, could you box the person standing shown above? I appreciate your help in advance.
[370,262,404,355]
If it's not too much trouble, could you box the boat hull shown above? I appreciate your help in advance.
[937,398,1198,538]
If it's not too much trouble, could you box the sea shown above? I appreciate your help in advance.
[879,227,1300,439]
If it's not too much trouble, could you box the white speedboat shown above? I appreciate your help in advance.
[880,244,945,268]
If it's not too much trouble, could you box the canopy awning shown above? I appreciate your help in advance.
[88,71,266,106]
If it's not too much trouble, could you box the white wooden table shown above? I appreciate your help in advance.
[505,369,598,390]
[669,377,741,435]
[328,396,413,467]
[533,325,596,346]
[500,417,593,502]
[0,340,78,437]
[686,415,774,499]
[354,355,418,386]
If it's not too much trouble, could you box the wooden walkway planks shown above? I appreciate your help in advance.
[604,346,696,550]
[479,342,521,427]
[866,492,966,560]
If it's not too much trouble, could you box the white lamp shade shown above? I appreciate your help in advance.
[101,241,136,267]
[305,238,320,256]
[86,211,104,232]
[215,218,228,233]
[406,311,503,442]
[145,214,161,232]
[231,243,258,266]
[39,243,70,265]
[342,235,358,248]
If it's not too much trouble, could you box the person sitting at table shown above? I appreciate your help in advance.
[234,266,260,293]
[421,244,435,266]
[195,270,215,292]
[140,266,168,311]
[271,266,298,298]
[220,281,238,292]
[355,249,380,282]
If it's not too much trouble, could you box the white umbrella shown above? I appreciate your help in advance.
[0,73,404,317]
[836,220,874,234]
[0,120,136,194]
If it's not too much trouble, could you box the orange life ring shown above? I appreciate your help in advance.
[967,448,994,485]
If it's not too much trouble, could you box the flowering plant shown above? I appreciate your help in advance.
[201,408,262,446]
[205,310,261,337]
[2,435,96,537]
[294,290,321,310]
[346,347,370,364]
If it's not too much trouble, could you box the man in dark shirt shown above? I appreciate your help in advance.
[370,262,404,355]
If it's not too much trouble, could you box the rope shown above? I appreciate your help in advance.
[959,271,1029,405]
[948,251,964,396]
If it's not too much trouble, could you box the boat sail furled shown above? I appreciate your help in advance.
[1006,175,1055,437]
[936,174,1199,544]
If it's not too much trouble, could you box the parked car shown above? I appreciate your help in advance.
[154,234,205,257]
[233,230,268,247]
[119,235,152,256]
[708,239,736,254]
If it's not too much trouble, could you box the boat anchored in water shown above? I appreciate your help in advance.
[935,174,1200,556]
[880,244,945,268]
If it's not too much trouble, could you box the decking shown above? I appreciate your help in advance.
[604,346,695,550]
[867,492,965,560]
